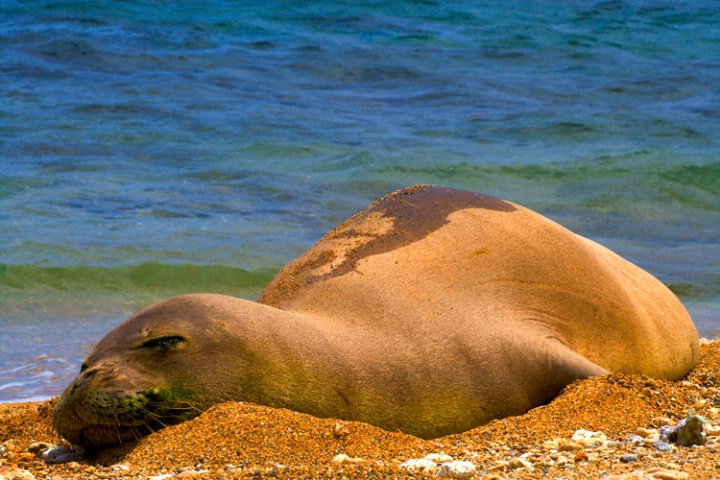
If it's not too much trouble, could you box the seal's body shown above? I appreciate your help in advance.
[52,186,699,448]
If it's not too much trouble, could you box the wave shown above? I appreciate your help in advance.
[369,158,720,214]
[0,262,276,297]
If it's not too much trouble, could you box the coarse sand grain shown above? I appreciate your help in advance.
[3,340,720,479]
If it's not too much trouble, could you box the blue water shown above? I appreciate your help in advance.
[1,0,719,402]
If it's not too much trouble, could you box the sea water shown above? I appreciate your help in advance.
[1,0,719,402]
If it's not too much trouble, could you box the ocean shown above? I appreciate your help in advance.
[1,0,718,402]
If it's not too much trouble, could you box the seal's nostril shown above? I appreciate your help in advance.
[70,367,96,395]
[77,368,98,386]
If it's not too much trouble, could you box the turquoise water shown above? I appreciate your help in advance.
[1,1,719,402]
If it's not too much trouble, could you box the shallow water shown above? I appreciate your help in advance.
[1,0,719,402]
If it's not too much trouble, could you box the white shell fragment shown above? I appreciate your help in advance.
[399,453,456,474]
[424,453,454,464]
[399,457,438,473]
[332,453,365,464]
[572,429,608,449]
[436,461,477,479]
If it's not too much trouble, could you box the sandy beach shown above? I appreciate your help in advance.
[3,3,719,478]
[0,340,718,479]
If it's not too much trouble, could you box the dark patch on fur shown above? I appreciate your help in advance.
[260,185,515,306]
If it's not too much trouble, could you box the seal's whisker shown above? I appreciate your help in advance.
[145,400,203,420]
[110,412,126,446]
[127,424,145,443]
[168,401,203,414]
[137,408,173,429]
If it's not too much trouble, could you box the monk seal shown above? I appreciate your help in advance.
[52,185,699,449]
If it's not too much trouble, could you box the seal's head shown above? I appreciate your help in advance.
[52,294,243,449]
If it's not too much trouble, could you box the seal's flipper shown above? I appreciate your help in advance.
[532,339,610,400]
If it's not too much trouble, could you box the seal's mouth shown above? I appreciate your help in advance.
[53,386,202,450]
[77,423,152,450]
[69,402,200,450]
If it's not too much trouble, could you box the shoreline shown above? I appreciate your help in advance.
[2,341,720,479]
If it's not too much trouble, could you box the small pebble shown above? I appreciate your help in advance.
[651,417,674,428]
[660,415,707,447]
[653,440,673,452]
[619,454,637,463]
[508,457,532,469]
[558,441,584,451]
[331,422,350,438]
[675,415,706,447]
[635,427,656,437]
[574,450,589,462]
[26,442,54,455]
[579,437,606,449]
[644,467,690,479]
[41,446,79,464]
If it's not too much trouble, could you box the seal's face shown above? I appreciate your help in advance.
[52,297,228,449]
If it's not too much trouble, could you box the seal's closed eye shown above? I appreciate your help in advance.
[138,335,186,353]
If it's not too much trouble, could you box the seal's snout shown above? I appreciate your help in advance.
[53,353,202,449]
[67,366,104,396]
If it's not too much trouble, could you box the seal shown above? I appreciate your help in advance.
[52,185,699,449]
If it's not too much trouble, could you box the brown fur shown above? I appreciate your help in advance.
[53,186,699,448]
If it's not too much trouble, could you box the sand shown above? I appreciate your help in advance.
[3,341,720,479]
